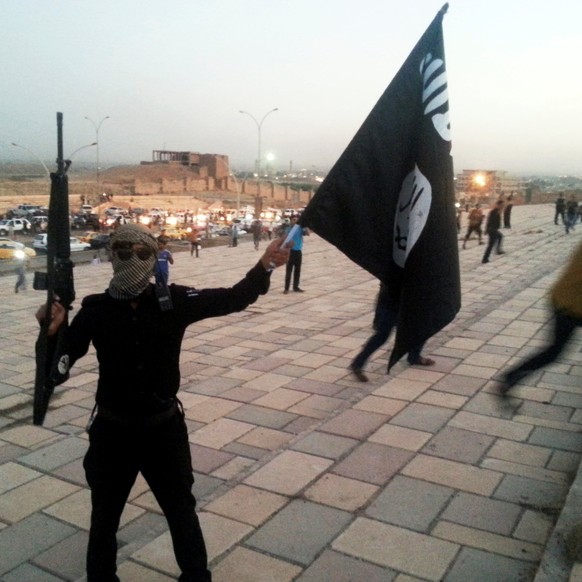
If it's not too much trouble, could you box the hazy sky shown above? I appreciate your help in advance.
[1,1,580,176]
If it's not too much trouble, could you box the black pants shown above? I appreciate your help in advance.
[463,224,482,245]
[15,270,26,293]
[352,301,424,369]
[482,230,503,262]
[285,249,302,290]
[84,413,211,582]
[505,308,582,385]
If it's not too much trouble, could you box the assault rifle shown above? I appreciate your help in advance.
[33,112,75,425]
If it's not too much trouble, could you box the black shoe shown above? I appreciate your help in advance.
[349,364,368,382]
[293,288,304,293]
[497,370,528,396]
[283,289,289,294]
[482,258,489,263]
[409,356,435,367]
[497,250,505,255]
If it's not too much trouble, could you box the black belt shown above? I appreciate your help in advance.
[96,401,179,428]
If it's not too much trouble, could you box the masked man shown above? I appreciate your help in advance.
[37,223,290,582]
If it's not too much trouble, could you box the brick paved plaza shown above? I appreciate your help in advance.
[1,203,582,581]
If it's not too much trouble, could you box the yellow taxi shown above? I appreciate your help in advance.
[0,239,36,260]
[161,227,189,241]
[78,231,101,243]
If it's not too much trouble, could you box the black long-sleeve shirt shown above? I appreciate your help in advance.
[63,262,270,415]
[485,208,501,234]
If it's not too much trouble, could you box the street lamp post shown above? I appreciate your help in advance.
[84,115,110,202]
[11,142,51,178]
[239,108,278,178]
[218,156,242,215]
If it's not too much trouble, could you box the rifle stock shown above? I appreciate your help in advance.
[33,112,75,425]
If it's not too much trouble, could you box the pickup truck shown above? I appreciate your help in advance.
[0,218,33,236]
[12,204,42,217]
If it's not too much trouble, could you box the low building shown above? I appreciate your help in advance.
[455,169,527,203]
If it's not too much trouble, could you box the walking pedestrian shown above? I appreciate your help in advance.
[503,194,513,229]
[554,193,566,225]
[462,204,484,249]
[565,195,578,234]
[14,254,27,293]
[231,221,239,247]
[350,283,435,382]
[498,239,582,393]
[155,236,174,286]
[251,218,262,251]
[482,200,505,264]
[283,215,309,294]
[189,227,200,258]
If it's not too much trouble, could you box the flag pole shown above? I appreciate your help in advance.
[282,224,300,247]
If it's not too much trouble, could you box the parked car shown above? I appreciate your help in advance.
[0,218,33,236]
[161,227,188,241]
[78,231,100,243]
[71,214,89,230]
[89,234,111,250]
[0,240,36,260]
[104,206,125,216]
[0,236,26,249]
[33,234,91,253]
[11,204,42,217]
[80,204,94,214]
[26,207,49,219]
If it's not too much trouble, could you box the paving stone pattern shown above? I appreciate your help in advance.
[1,204,581,581]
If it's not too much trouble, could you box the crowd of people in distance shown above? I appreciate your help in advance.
[458,194,513,264]
[456,191,582,397]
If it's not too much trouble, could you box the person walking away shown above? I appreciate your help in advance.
[35,223,290,582]
[350,283,435,382]
[14,253,27,293]
[498,239,582,393]
[462,204,484,249]
[565,195,578,234]
[456,204,463,234]
[231,221,239,247]
[503,194,513,228]
[155,236,174,285]
[283,215,309,294]
[189,227,200,258]
[555,193,566,225]
[482,200,505,264]
[251,218,262,251]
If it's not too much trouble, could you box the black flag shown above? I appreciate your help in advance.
[300,4,460,369]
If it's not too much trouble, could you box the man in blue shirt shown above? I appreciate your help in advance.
[155,236,174,285]
[283,215,308,293]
